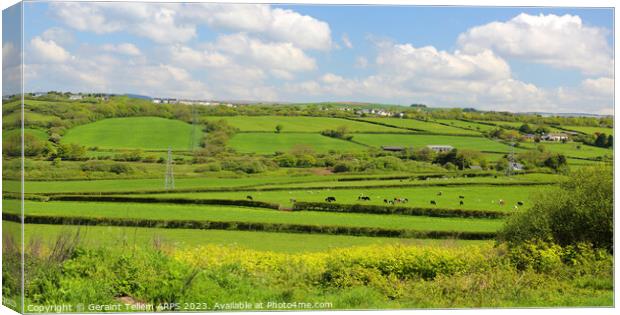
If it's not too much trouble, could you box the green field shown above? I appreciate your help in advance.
[229,133,367,154]
[475,120,525,128]
[353,133,522,153]
[520,142,612,159]
[560,126,613,136]
[361,118,480,135]
[12,222,488,253]
[143,184,544,211]
[10,172,560,195]
[205,116,405,133]
[62,117,203,150]
[433,119,498,132]
[11,174,333,193]
[16,200,504,233]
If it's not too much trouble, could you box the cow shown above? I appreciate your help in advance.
[499,199,505,206]
[517,201,524,206]
[459,200,464,206]
[437,191,443,196]
[384,199,388,204]
[459,195,465,199]
[325,196,336,202]
[362,196,371,201]
[290,198,297,203]
[430,200,437,205]
[246,195,253,200]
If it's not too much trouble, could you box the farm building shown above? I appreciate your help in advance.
[381,146,406,152]
[427,145,454,152]
[68,94,83,100]
[541,133,569,142]
[153,98,179,104]
[509,162,524,171]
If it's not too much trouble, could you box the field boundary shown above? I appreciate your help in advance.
[14,181,557,197]
[3,213,497,240]
[344,117,484,137]
[45,195,280,209]
[15,181,557,197]
[292,201,510,219]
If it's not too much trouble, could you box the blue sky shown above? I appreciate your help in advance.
[3,2,614,114]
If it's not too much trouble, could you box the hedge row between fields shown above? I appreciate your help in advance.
[46,195,280,209]
[32,181,556,197]
[2,213,497,240]
[292,201,510,219]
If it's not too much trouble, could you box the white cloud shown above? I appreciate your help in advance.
[50,2,123,34]
[169,45,230,68]
[102,43,142,56]
[285,30,613,115]
[49,2,332,49]
[41,27,75,45]
[341,33,353,49]
[376,43,511,81]
[30,36,72,63]
[214,33,316,74]
[458,13,613,76]
[581,77,613,97]
[3,42,22,96]
[188,4,332,50]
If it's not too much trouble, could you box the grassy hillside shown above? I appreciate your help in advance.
[560,126,613,135]
[61,116,202,150]
[229,133,367,154]
[204,116,406,133]
[353,134,521,153]
[361,118,480,135]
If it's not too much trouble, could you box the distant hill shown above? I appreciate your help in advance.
[124,93,152,100]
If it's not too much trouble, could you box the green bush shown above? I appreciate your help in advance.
[498,165,612,251]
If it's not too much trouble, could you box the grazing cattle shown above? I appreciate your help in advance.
[499,199,505,206]
[517,201,524,206]
[362,196,371,201]
[325,196,336,202]
[437,191,443,196]
[494,175,498,179]
[514,205,519,210]
[246,195,253,200]
[384,199,388,204]
[403,198,409,203]
[430,200,437,205]
[290,198,296,203]
[459,195,465,199]
[459,200,464,206]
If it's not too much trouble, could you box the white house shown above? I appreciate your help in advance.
[68,94,83,100]
[541,133,569,142]
[427,145,454,153]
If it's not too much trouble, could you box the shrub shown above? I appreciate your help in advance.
[498,165,612,251]
[110,163,133,174]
